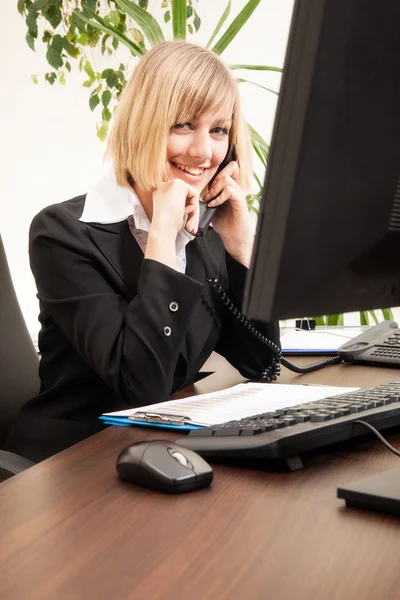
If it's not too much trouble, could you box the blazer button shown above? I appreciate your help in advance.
[169,301,179,312]
[163,326,172,336]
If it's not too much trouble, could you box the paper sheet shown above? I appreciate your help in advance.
[102,383,359,427]
[281,327,368,353]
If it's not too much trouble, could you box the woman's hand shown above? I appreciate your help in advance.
[145,179,199,271]
[203,161,254,267]
[152,179,200,236]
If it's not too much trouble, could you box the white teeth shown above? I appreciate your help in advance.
[173,163,204,176]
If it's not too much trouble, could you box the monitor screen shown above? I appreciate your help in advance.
[243,0,400,322]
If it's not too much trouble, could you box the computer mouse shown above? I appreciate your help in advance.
[116,440,213,494]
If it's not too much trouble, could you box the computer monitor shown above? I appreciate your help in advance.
[244,0,400,323]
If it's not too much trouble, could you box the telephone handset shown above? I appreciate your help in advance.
[196,146,238,237]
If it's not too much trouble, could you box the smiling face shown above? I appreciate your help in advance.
[166,111,232,194]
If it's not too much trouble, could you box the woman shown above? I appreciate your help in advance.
[6,40,279,462]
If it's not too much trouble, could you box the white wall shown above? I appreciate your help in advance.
[0,0,294,336]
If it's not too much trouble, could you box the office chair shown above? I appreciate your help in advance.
[0,235,39,481]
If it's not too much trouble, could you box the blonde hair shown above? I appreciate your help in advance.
[106,40,252,192]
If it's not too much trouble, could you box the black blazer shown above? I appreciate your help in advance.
[6,196,279,462]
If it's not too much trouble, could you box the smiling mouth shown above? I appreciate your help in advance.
[172,162,206,176]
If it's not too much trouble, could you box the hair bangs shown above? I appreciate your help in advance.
[169,60,238,127]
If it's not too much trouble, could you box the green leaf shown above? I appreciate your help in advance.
[381,308,394,320]
[101,68,118,87]
[46,47,63,69]
[102,90,112,107]
[206,0,231,48]
[187,24,193,34]
[212,0,262,55]
[73,9,143,57]
[82,79,94,88]
[17,0,26,15]
[89,94,100,111]
[115,0,164,46]
[26,32,35,50]
[31,0,46,10]
[42,5,62,29]
[252,142,267,167]
[237,78,278,95]
[326,314,344,326]
[31,74,38,84]
[230,64,282,73]
[97,120,109,142]
[26,11,38,38]
[367,310,379,325]
[45,72,57,85]
[86,0,97,11]
[51,34,64,54]
[359,311,369,326]
[59,71,66,86]
[112,37,119,50]
[186,5,193,18]
[253,171,262,190]
[172,0,186,39]
[312,316,326,326]
[164,10,171,23]
[65,41,80,58]
[76,33,89,45]
[108,11,120,27]
[84,61,95,79]
[102,107,112,121]
[65,61,71,73]
[131,28,144,43]
[247,122,269,156]
[193,11,201,31]
[42,30,52,43]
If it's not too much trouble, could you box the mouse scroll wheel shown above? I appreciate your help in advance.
[168,448,193,468]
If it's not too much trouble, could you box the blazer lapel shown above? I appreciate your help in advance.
[86,220,143,298]
[184,237,220,366]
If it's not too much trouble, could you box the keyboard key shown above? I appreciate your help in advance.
[310,413,332,422]
[213,428,242,436]
[189,428,215,436]
[294,414,311,423]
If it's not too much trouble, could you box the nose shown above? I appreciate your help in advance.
[188,129,212,162]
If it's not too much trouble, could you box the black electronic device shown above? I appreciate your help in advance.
[196,146,237,237]
[337,467,400,516]
[243,0,400,323]
[116,440,213,494]
[337,320,400,367]
[176,383,400,471]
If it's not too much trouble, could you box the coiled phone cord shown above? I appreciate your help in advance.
[207,278,343,383]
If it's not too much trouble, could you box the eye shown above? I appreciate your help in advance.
[211,127,229,136]
[173,123,192,131]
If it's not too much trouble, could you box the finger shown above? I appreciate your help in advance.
[185,205,198,230]
[206,186,233,208]
[213,160,240,184]
[185,188,200,234]
[204,175,239,201]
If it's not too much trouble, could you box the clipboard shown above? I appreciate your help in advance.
[99,382,359,431]
[99,412,202,430]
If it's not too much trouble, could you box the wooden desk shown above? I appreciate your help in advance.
[1,356,400,600]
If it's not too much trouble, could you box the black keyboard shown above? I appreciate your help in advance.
[175,383,400,470]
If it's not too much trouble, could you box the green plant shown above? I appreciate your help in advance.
[312,307,394,327]
[17,0,281,214]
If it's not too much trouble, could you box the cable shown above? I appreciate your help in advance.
[207,277,344,382]
[353,420,400,457]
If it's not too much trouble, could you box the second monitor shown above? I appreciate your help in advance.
[244,0,400,323]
